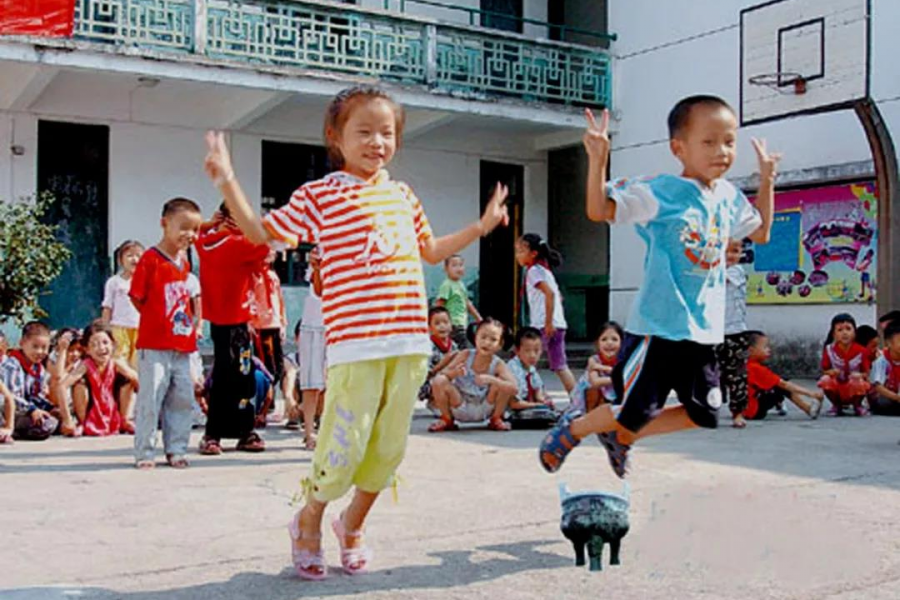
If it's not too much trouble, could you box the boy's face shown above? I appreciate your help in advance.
[864,337,880,359]
[21,334,50,365]
[886,334,900,357]
[749,336,771,361]
[516,337,542,368]
[429,311,452,339]
[475,324,503,354]
[161,210,202,251]
[445,257,465,281]
[834,322,855,346]
[670,104,738,184]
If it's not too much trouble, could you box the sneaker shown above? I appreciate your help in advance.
[854,404,869,416]
[827,405,842,416]
[775,402,788,416]
[807,399,822,420]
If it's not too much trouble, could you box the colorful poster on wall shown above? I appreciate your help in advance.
[745,181,877,304]
[0,0,75,37]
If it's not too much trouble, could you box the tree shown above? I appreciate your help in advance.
[0,193,72,324]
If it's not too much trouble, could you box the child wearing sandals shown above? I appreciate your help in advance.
[569,321,622,414]
[540,96,776,478]
[419,306,459,414]
[818,313,871,416]
[745,331,823,420]
[130,198,202,469]
[55,320,141,436]
[428,318,518,432]
[203,85,509,580]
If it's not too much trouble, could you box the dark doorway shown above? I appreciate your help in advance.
[481,0,522,33]
[37,120,109,329]
[261,140,330,286]
[547,0,565,41]
[479,160,524,331]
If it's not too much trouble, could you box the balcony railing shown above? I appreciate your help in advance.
[67,0,611,107]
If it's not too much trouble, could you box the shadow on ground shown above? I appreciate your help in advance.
[0,539,570,599]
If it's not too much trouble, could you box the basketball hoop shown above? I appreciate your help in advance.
[748,72,807,95]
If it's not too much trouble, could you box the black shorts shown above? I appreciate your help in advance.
[612,334,721,433]
[749,387,789,420]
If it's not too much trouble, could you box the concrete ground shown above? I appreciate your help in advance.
[3,375,900,600]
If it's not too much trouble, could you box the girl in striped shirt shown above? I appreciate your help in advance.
[204,86,509,581]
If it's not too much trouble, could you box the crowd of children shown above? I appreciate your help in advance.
[4,85,900,583]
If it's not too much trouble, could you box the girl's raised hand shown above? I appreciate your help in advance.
[583,108,610,162]
[204,131,235,187]
[480,183,509,235]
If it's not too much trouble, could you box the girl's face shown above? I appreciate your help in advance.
[475,324,503,354]
[430,312,452,339]
[333,98,398,180]
[514,241,537,267]
[87,332,114,364]
[120,246,143,273]
[597,328,621,359]
[66,345,83,367]
[833,322,855,346]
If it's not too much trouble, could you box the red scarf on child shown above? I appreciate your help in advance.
[82,357,122,437]
[9,349,43,398]
[431,335,453,354]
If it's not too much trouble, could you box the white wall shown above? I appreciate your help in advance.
[607,0,900,345]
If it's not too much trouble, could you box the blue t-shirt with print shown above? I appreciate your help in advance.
[607,174,762,344]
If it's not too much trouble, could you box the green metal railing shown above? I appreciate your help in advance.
[67,0,612,107]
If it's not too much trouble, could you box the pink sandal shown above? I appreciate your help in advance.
[288,511,327,581]
[332,514,372,575]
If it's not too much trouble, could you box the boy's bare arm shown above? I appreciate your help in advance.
[747,138,781,244]
[584,109,616,223]
[875,383,900,403]
[466,299,482,321]
[206,132,272,245]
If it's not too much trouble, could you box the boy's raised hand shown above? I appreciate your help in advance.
[583,108,610,163]
[480,183,509,235]
[751,137,782,180]
[204,131,235,187]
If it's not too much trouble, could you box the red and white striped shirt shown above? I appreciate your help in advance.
[263,170,433,366]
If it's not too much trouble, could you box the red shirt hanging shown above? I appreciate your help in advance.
[0,1,75,37]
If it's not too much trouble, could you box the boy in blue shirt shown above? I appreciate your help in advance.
[540,95,778,478]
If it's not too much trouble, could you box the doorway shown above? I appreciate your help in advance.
[37,120,109,328]
[481,0,522,33]
[479,160,524,331]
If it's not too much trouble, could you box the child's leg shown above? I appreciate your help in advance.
[118,383,135,426]
[159,352,195,460]
[546,330,576,393]
[300,388,320,448]
[556,367,576,394]
[430,375,463,419]
[486,385,511,420]
[584,387,605,412]
[72,383,89,423]
[722,334,750,421]
[571,403,696,445]
[133,350,171,463]
[282,360,298,419]
[788,391,812,414]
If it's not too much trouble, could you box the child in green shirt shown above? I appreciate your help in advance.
[436,254,481,348]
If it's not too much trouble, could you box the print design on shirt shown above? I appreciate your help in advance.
[164,280,193,337]
[680,207,725,271]
[353,211,418,275]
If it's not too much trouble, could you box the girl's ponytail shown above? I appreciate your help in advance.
[521,233,563,269]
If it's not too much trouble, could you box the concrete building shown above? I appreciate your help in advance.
[0,0,612,338]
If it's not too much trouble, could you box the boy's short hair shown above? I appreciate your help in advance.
[21,321,51,340]
[856,325,879,347]
[746,330,767,348]
[879,310,900,328]
[667,95,736,138]
[444,254,463,267]
[428,305,450,321]
[885,321,900,341]
[162,197,201,218]
[515,326,542,348]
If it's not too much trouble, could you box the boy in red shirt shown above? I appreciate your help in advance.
[195,204,271,455]
[130,198,203,469]
[870,321,900,416]
[745,331,824,421]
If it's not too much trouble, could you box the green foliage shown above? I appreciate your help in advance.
[0,193,72,324]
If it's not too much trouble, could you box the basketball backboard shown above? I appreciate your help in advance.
[739,0,870,125]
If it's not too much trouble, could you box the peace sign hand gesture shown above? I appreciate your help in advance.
[751,137,782,181]
[583,108,611,163]
[479,183,510,236]
[204,131,235,187]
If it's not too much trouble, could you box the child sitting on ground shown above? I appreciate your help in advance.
[56,320,141,436]
[818,313,871,416]
[48,328,85,436]
[428,318,518,432]
[419,306,459,414]
[745,331,823,420]
[869,321,900,416]
[435,255,481,349]
[506,327,552,410]
[0,322,73,440]
[569,321,622,414]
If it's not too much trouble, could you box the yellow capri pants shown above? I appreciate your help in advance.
[112,326,139,368]
[310,354,428,503]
